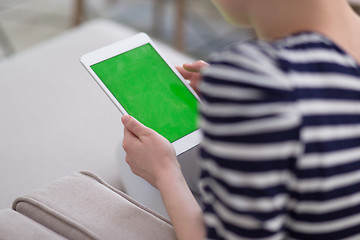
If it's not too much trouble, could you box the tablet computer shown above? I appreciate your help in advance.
[80,33,201,155]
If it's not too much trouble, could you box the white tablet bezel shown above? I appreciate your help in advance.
[80,33,202,155]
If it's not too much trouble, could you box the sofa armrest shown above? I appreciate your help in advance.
[0,209,66,240]
[12,172,176,240]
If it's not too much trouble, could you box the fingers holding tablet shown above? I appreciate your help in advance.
[175,61,208,95]
[121,115,178,189]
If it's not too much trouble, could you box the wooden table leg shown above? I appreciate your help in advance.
[73,0,85,26]
[0,22,14,56]
[153,0,166,37]
[354,6,360,14]
[175,0,185,51]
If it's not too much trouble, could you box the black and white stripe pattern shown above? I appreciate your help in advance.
[199,32,360,240]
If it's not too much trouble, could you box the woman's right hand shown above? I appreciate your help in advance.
[176,60,208,95]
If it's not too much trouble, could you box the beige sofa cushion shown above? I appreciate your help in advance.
[0,209,66,240]
[12,172,176,240]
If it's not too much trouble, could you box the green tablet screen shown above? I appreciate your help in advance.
[90,43,199,142]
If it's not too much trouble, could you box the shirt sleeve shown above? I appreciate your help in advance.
[198,42,302,239]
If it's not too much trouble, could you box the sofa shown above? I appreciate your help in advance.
[0,171,176,239]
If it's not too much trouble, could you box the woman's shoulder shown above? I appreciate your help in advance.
[205,32,340,70]
[200,35,294,92]
[201,32,358,91]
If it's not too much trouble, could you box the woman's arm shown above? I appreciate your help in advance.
[121,115,205,240]
[157,162,205,240]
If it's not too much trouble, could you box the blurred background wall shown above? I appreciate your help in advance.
[1,0,360,62]
[0,0,255,61]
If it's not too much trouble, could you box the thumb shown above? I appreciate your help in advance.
[121,115,151,137]
[183,60,208,72]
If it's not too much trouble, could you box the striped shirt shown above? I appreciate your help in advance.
[198,32,360,240]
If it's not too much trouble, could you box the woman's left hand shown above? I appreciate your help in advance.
[121,115,180,189]
[122,115,205,240]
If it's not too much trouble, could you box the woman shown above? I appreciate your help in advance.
[122,0,360,239]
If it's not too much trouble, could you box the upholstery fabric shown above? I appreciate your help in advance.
[12,172,176,240]
[0,209,66,240]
